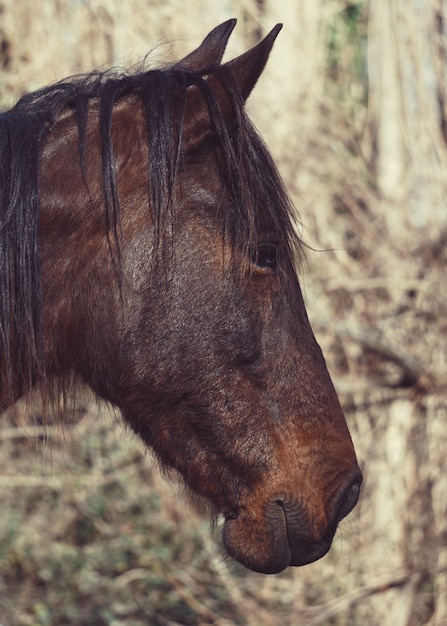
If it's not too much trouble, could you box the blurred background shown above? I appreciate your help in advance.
[0,1,446,624]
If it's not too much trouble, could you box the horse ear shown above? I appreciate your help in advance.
[174,19,237,71]
[223,23,283,101]
[182,24,283,152]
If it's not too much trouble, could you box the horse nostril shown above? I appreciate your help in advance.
[335,471,362,523]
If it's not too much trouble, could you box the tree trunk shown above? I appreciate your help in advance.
[367,0,447,239]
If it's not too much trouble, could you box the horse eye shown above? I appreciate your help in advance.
[250,243,279,271]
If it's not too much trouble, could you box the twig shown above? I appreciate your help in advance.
[0,458,139,488]
[0,425,66,441]
[333,323,433,388]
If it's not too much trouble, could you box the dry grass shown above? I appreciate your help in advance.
[0,1,446,624]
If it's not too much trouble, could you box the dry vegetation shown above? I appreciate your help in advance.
[0,1,446,624]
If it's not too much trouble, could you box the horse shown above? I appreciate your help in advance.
[0,20,361,574]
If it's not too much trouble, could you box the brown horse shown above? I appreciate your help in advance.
[0,20,361,574]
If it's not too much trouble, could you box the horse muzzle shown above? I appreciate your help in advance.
[222,470,362,574]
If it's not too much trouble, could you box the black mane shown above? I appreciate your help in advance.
[0,61,300,397]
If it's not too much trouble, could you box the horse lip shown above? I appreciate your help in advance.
[222,508,292,574]
[222,499,333,573]
[273,497,334,567]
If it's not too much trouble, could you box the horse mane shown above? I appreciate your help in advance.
[0,59,301,398]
